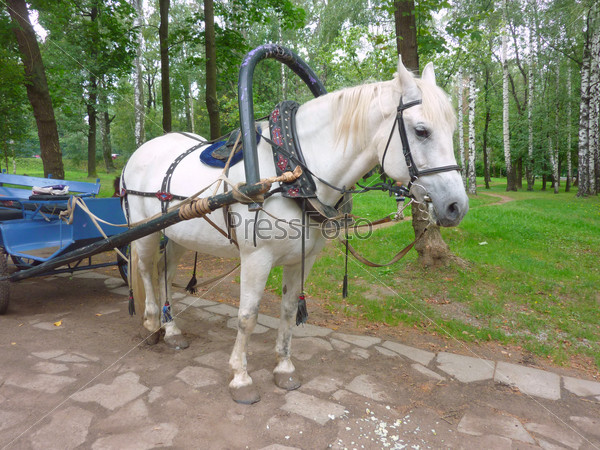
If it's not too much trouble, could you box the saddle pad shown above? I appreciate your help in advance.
[199,127,262,168]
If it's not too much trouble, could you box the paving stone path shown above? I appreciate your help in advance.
[0,272,599,449]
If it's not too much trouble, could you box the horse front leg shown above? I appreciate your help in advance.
[273,256,317,391]
[228,254,272,404]
[157,241,188,349]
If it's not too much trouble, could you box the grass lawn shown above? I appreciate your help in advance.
[268,177,600,371]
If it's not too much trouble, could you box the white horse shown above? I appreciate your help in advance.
[122,58,468,404]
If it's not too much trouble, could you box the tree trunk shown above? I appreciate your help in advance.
[589,4,600,195]
[133,0,145,148]
[457,69,467,189]
[204,0,220,139]
[87,78,98,178]
[7,0,64,179]
[392,1,453,267]
[159,0,171,134]
[99,81,115,173]
[482,66,491,189]
[467,74,476,195]
[393,0,418,72]
[566,66,572,192]
[502,0,515,191]
[577,19,591,197]
[527,7,535,191]
[553,62,560,194]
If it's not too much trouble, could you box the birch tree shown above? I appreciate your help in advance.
[588,3,600,195]
[526,0,535,191]
[467,73,477,194]
[577,13,592,197]
[456,69,467,188]
[502,0,515,191]
[133,0,145,148]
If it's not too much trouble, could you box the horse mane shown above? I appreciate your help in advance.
[331,74,456,151]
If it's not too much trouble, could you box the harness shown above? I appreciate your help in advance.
[381,97,461,193]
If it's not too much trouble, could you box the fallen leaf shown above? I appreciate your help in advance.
[95,313,102,317]
[53,320,62,327]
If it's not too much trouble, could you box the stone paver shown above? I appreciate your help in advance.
[194,350,231,371]
[569,416,600,438]
[331,332,381,348]
[91,423,178,450]
[350,348,370,359]
[302,376,343,394]
[457,410,535,444]
[32,361,69,374]
[109,287,130,296]
[524,422,583,449]
[411,363,445,381]
[345,374,390,402]
[381,340,435,365]
[5,373,76,394]
[31,350,65,360]
[292,337,333,361]
[205,303,240,317]
[179,296,218,307]
[495,361,561,400]
[227,317,269,334]
[29,407,93,450]
[71,372,149,410]
[292,323,332,337]
[562,375,600,397]
[103,277,125,289]
[436,352,495,383]
[176,366,221,389]
[329,338,351,351]
[281,391,346,425]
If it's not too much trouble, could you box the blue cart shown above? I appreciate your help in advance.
[0,173,127,314]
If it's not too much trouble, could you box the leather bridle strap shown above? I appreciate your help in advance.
[381,97,461,193]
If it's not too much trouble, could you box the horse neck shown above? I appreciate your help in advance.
[294,84,391,206]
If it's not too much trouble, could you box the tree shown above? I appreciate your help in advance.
[204,0,220,139]
[6,0,64,179]
[467,73,476,194]
[394,0,418,71]
[393,0,454,267]
[159,0,171,133]
[133,0,145,148]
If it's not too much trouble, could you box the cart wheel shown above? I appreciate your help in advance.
[117,245,129,284]
[0,249,10,315]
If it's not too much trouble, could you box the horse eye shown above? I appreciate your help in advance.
[415,127,430,139]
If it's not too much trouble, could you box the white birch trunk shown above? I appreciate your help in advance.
[527,4,535,190]
[553,62,560,194]
[589,4,600,195]
[578,25,591,197]
[567,67,572,190]
[457,69,467,188]
[502,0,512,185]
[468,74,477,194]
[133,0,145,149]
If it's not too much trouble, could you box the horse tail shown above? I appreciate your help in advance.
[130,241,146,322]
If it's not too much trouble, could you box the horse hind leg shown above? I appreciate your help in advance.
[157,240,188,349]
[131,235,161,345]
[273,256,317,391]
[228,254,272,404]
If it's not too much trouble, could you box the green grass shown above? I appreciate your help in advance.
[7,158,122,197]
[267,177,600,370]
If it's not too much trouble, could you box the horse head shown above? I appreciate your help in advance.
[377,57,468,227]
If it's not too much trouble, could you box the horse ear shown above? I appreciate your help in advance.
[422,62,436,86]
[396,55,418,95]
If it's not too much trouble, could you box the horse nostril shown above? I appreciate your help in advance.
[447,202,460,220]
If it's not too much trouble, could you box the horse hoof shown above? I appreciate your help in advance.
[164,334,189,350]
[229,384,261,404]
[274,371,301,391]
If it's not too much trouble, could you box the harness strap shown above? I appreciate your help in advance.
[339,227,428,268]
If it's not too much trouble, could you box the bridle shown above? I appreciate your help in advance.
[381,97,461,197]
